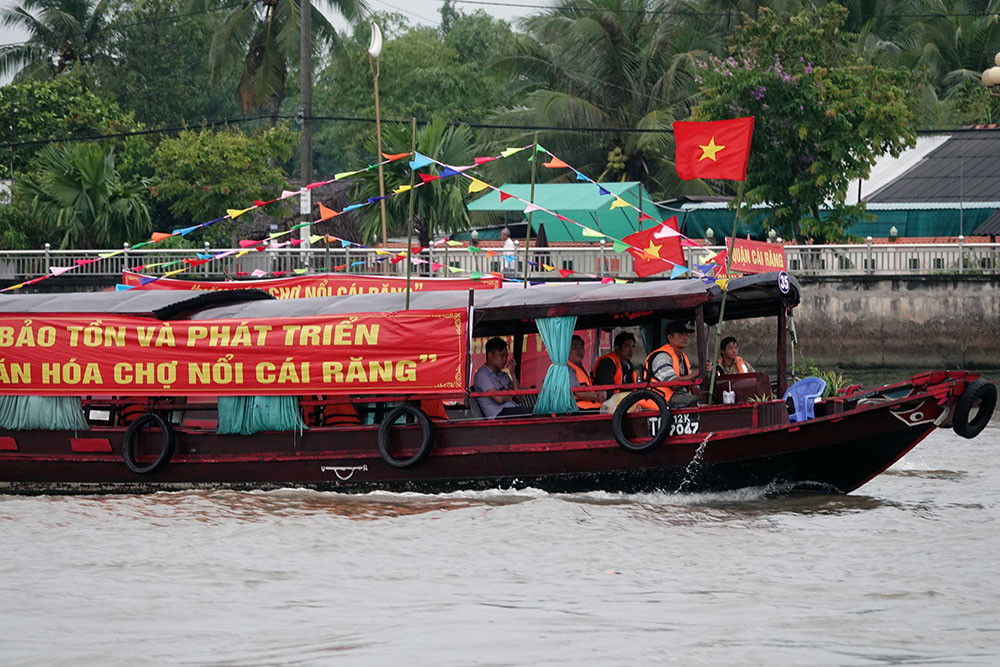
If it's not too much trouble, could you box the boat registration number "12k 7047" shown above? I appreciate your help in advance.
[648,412,700,437]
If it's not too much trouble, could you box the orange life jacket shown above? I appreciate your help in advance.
[645,344,691,402]
[568,361,602,409]
[717,355,750,374]
[119,398,148,425]
[593,352,623,384]
[593,352,637,392]
[310,396,359,426]
[419,400,449,420]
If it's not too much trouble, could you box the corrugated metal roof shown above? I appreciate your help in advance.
[844,135,952,204]
[866,130,1000,203]
[972,210,1000,235]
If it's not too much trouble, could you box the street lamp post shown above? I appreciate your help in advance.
[368,23,388,248]
[299,0,313,259]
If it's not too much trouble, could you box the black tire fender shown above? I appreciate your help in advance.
[612,389,671,453]
[953,379,997,439]
[122,412,175,474]
[378,405,434,468]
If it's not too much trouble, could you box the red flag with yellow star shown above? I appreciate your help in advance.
[622,216,684,278]
[673,117,754,181]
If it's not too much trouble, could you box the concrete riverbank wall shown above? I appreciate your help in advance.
[730,275,999,370]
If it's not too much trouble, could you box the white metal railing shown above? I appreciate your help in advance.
[0,241,998,282]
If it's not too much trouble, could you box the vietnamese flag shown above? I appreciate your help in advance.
[673,117,754,181]
[622,216,684,278]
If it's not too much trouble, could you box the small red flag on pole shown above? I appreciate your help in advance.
[673,117,755,181]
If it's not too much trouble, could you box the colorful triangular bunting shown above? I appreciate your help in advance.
[409,152,433,170]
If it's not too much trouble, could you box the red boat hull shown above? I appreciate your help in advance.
[0,375,966,496]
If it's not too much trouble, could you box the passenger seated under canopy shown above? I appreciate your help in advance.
[473,337,531,418]
[567,335,605,410]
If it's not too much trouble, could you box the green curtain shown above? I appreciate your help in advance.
[0,396,89,431]
[534,316,579,415]
[217,396,307,435]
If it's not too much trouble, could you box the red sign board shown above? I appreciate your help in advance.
[0,310,467,397]
[726,238,787,274]
[121,271,501,298]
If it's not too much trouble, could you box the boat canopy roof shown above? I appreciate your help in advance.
[0,272,799,335]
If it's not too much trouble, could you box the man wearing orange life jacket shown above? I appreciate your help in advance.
[717,336,754,375]
[645,321,701,407]
[568,335,606,410]
[593,331,638,395]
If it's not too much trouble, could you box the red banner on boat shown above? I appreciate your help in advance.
[121,271,501,297]
[726,238,787,274]
[0,310,467,396]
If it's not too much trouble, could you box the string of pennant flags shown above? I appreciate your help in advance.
[2,141,732,292]
[441,145,726,283]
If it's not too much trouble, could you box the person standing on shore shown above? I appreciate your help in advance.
[501,228,517,278]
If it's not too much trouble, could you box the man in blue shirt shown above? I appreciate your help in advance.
[473,337,525,418]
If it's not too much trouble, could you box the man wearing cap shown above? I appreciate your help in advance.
[645,321,701,407]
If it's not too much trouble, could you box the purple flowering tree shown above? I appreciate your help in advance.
[696,4,916,242]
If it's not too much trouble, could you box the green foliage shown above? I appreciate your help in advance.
[901,1,1000,101]
[0,0,114,80]
[150,124,299,245]
[489,0,718,197]
[443,9,512,66]
[439,0,461,35]
[87,0,243,127]
[0,77,146,179]
[199,0,367,114]
[792,358,853,398]
[357,117,475,246]
[0,186,35,249]
[12,143,151,249]
[697,5,917,242]
[313,11,514,176]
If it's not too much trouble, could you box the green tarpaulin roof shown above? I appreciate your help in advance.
[467,182,664,242]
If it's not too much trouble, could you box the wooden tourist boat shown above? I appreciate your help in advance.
[0,273,994,495]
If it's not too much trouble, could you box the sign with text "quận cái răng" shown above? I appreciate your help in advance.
[726,238,787,274]
[0,310,467,396]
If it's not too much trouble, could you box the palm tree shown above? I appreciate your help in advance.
[899,0,1000,99]
[488,0,723,197]
[14,143,151,249]
[356,118,475,247]
[0,0,112,80]
[195,0,368,115]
